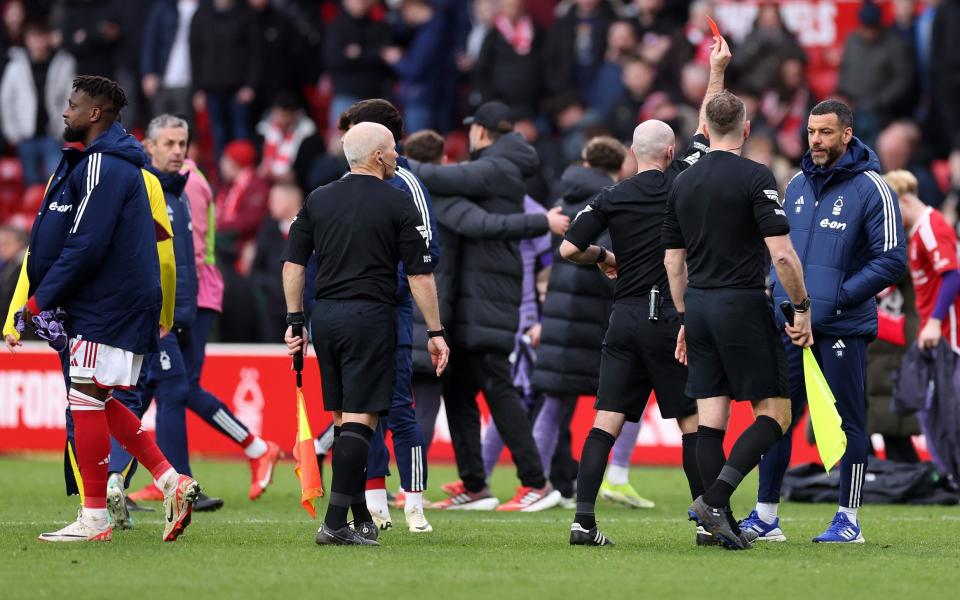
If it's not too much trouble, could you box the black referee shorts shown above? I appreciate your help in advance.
[595,301,696,421]
[683,287,789,401]
[311,300,396,416]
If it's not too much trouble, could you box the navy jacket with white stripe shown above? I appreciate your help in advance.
[27,122,162,354]
[390,154,439,347]
[771,137,906,339]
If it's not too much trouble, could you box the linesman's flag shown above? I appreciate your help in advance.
[802,347,847,472]
[294,389,323,518]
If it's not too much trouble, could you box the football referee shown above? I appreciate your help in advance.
[561,34,731,547]
[662,91,812,550]
[282,122,450,546]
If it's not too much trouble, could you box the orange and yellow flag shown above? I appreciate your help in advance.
[293,389,323,518]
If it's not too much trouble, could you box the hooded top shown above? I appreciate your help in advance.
[532,165,616,395]
[25,122,165,354]
[150,166,197,329]
[414,132,541,352]
[771,137,907,339]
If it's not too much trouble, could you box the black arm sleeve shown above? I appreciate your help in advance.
[564,193,608,250]
[434,196,549,240]
[280,204,314,265]
[661,184,685,249]
[751,166,791,238]
[669,133,710,175]
[398,200,434,275]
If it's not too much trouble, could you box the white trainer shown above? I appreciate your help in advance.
[38,510,112,542]
[405,506,433,533]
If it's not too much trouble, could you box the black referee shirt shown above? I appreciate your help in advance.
[281,173,433,304]
[662,151,789,289]
[565,134,709,301]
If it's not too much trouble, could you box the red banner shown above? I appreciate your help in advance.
[0,342,925,465]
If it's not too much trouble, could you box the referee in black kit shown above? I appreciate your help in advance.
[282,122,450,546]
[560,35,731,547]
[662,91,812,550]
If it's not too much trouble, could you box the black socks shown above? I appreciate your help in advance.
[574,427,616,530]
[703,416,783,508]
[696,425,727,500]
[324,422,374,530]
[681,432,704,500]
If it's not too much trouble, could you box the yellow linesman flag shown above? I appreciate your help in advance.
[802,347,847,472]
[294,390,323,518]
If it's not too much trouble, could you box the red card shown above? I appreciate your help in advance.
[706,15,721,39]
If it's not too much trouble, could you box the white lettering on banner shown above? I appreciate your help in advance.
[635,403,682,448]
[232,368,264,436]
[0,370,67,429]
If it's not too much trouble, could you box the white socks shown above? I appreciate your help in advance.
[606,464,630,486]
[404,491,424,513]
[366,488,390,518]
[756,502,779,524]
[244,437,268,459]
[81,507,109,525]
[839,506,859,526]
[155,467,179,495]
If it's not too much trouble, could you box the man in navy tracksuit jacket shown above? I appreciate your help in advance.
[740,100,906,544]
[19,77,197,543]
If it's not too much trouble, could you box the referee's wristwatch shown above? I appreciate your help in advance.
[427,327,446,339]
[595,246,609,263]
[793,297,811,313]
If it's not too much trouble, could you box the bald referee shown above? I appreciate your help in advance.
[663,91,812,550]
[282,122,450,546]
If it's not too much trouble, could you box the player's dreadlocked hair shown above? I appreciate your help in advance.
[72,75,128,115]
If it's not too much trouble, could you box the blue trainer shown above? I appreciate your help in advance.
[812,512,864,544]
[739,510,786,542]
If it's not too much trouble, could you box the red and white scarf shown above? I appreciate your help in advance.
[495,14,534,55]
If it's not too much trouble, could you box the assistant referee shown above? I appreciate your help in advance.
[282,122,450,546]
[662,91,812,550]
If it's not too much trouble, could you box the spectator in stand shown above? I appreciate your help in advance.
[0,224,26,327]
[759,57,811,162]
[544,0,616,103]
[877,120,943,207]
[628,0,683,38]
[141,0,200,121]
[605,56,656,142]
[460,0,497,73]
[732,3,805,95]
[473,0,543,115]
[58,0,118,78]
[190,0,262,160]
[110,0,153,130]
[0,20,75,186]
[216,139,269,251]
[931,0,960,155]
[248,0,308,129]
[323,0,392,132]
[838,0,914,146]
[382,0,447,133]
[249,182,302,341]
[743,133,795,190]
[1,0,25,49]
[588,19,637,117]
[255,92,326,190]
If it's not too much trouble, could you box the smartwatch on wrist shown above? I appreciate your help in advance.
[427,327,446,338]
[286,312,305,325]
[595,246,608,263]
[793,297,811,313]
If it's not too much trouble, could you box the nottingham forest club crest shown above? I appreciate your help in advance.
[833,196,843,216]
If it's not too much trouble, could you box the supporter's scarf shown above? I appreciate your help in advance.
[495,14,534,55]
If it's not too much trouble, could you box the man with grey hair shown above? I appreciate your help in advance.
[105,114,282,526]
[557,34,730,547]
[282,120,449,546]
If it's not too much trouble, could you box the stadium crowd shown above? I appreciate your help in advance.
[2,0,960,342]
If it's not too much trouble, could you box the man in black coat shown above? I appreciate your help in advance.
[412,101,561,511]
[530,136,625,499]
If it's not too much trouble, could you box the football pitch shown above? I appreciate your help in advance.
[2,455,958,599]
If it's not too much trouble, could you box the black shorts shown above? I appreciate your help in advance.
[311,300,396,415]
[684,287,789,401]
[595,301,696,421]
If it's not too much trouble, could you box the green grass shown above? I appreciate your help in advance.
[1,455,958,599]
